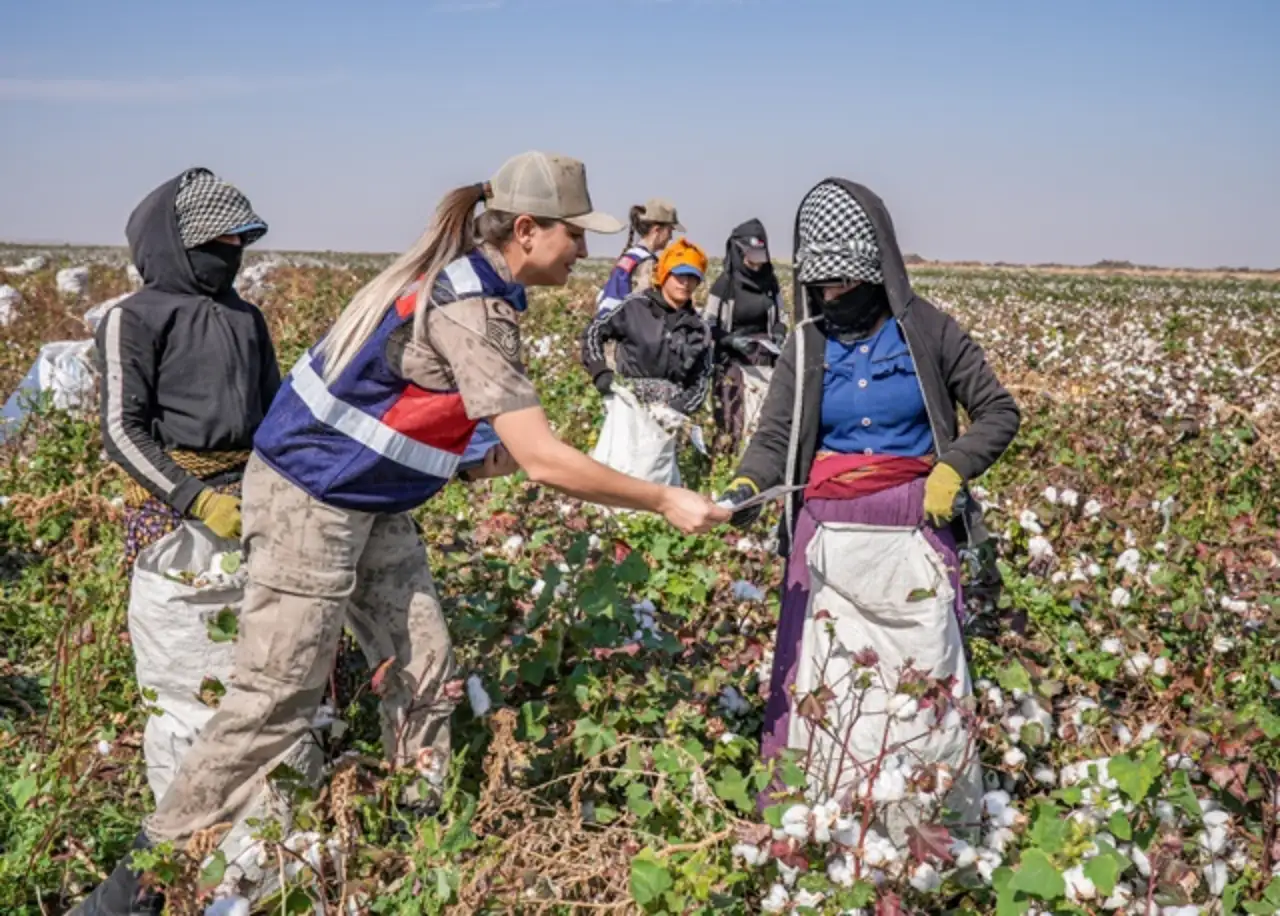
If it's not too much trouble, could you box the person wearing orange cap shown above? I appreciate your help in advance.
[581,239,715,484]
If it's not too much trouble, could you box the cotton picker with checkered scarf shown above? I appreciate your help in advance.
[717,178,1022,768]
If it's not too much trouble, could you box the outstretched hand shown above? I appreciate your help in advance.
[659,487,731,535]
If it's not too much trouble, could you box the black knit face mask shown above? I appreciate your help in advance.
[187,240,243,295]
[819,282,888,337]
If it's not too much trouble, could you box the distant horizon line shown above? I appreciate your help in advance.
[0,239,1275,276]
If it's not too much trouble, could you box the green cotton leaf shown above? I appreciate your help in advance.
[1009,849,1065,901]
[616,551,650,585]
[996,883,1032,916]
[1167,771,1202,818]
[780,759,807,790]
[198,850,227,891]
[712,767,753,813]
[835,882,876,910]
[206,608,239,643]
[626,781,655,818]
[593,805,619,825]
[1108,811,1133,841]
[1109,748,1163,802]
[630,852,673,906]
[1028,803,1069,854]
[9,774,38,808]
[998,661,1032,694]
[518,701,547,742]
[1084,854,1122,896]
[763,804,786,829]
[906,587,938,602]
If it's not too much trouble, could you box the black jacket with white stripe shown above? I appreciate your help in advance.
[95,173,281,514]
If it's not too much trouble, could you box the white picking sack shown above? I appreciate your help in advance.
[0,340,98,442]
[56,266,90,298]
[590,385,680,487]
[740,364,774,440]
[0,285,21,327]
[791,523,982,842]
[83,293,129,332]
[129,521,322,897]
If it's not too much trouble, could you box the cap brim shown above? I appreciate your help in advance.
[565,211,625,234]
[671,266,704,280]
[672,221,686,232]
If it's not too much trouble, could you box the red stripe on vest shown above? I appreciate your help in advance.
[381,388,477,454]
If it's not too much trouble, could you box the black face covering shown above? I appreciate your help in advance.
[818,282,889,339]
[187,240,243,295]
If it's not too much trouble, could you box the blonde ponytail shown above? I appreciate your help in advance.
[318,183,487,383]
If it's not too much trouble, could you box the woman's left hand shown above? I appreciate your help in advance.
[923,463,963,526]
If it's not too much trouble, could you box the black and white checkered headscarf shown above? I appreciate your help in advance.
[795,181,883,285]
[174,168,267,249]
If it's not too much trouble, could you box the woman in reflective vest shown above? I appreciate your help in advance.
[593,197,683,314]
[71,152,729,916]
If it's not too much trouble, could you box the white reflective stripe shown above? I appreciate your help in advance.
[442,258,483,298]
[596,295,624,314]
[289,356,460,478]
[102,308,177,494]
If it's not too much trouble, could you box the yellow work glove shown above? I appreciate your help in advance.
[923,463,964,527]
[192,490,242,540]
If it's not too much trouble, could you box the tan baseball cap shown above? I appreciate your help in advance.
[639,197,685,231]
[488,151,623,234]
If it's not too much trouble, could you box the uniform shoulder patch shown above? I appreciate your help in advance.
[484,301,522,362]
[617,255,637,273]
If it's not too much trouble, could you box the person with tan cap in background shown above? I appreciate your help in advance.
[594,196,683,314]
[69,152,729,916]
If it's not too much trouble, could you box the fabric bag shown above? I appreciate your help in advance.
[740,364,773,440]
[590,385,680,487]
[791,522,982,841]
[129,520,322,896]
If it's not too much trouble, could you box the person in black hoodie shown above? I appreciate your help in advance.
[701,218,786,451]
[97,167,279,568]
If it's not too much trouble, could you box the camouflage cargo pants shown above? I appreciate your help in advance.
[145,453,456,844]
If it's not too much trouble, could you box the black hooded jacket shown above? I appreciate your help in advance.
[734,179,1020,556]
[703,218,784,338]
[95,174,281,514]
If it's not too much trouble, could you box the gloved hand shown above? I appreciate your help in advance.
[594,370,614,397]
[716,477,762,529]
[192,490,242,540]
[923,463,964,527]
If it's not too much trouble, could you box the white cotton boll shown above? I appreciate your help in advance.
[1202,810,1230,828]
[1004,714,1027,736]
[1161,907,1201,916]
[982,790,1011,819]
[827,853,854,887]
[1115,548,1141,575]
[1212,636,1234,654]
[1204,860,1228,896]
[952,840,979,869]
[1019,509,1044,534]
[1129,845,1152,877]
[777,860,801,887]
[887,693,919,720]
[976,849,1002,883]
[1111,587,1132,609]
[871,768,908,804]
[832,817,861,848]
[530,579,546,599]
[1220,596,1249,614]
[782,803,811,843]
[1064,865,1097,902]
[812,800,838,845]
[1112,723,1134,746]
[1003,747,1027,768]
[1152,657,1170,677]
[1051,571,1068,584]
[1042,486,1059,505]
[1060,489,1080,508]
[1155,801,1176,824]
[1033,766,1057,786]
[1101,637,1124,655]
[985,686,1005,708]
[760,883,790,913]
[1123,653,1152,678]
[1101,883,1133,910]
[910,863,942,893]
[204,898,251,916]
[985,828,1016,855]
[794,889,825,909]
[466,675,492,717]
[1084,499,1103,518]
[1199,826,1228,855]
[731,843,767,867]
[96,739,111,756]
[1228,849,1249,873]
[502,535,524,555]
[1028,536,1055,561]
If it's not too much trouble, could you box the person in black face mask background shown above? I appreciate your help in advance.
[715,179,1020,779]
[95,166,278,567]
[702,218,787,453]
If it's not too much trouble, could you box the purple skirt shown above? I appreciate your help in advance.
[759,477,962,764]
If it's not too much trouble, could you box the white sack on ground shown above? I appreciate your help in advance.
[83,294,129,332]
[4,255,47,276]
[590,385,680,488]
[792,523,983,843]
[55,266,90,297]
[129,522,323,900]
[0,285,20,327]
[0,340,98,441]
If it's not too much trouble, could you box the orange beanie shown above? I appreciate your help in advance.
[655,238,708,287]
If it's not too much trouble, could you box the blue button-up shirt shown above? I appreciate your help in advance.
[818,318,935,457]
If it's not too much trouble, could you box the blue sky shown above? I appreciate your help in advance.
[2,0,1277,267]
